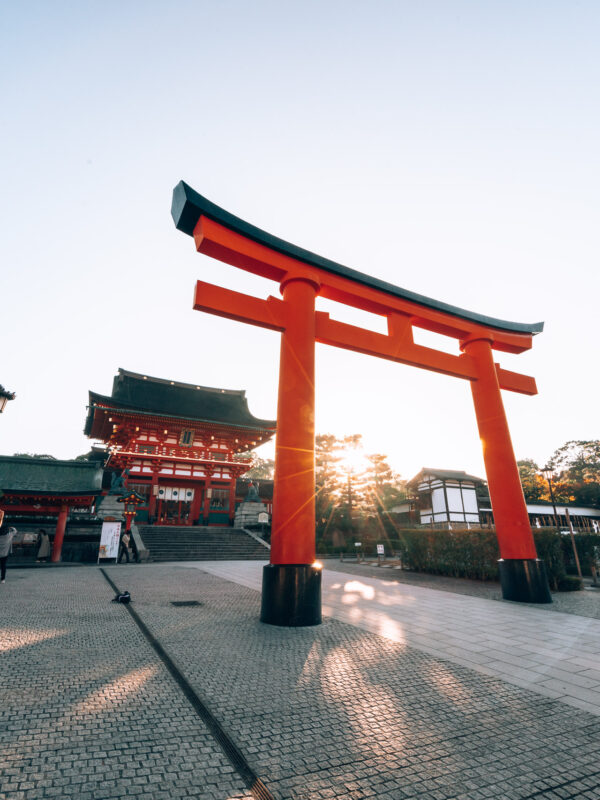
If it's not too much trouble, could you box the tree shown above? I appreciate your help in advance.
[315,434,345,542]
[314,434,407,548]
[549,441,600,484]
[239,453,274,479]
[546,440,600,508]
[364,453,407,514]
[517,459,546,503]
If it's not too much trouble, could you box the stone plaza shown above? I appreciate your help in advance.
[2,561,600,800]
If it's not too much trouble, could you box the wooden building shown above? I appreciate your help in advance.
[84,369,276,526]
[399,467,600,531]
[407,468,488,527]
[0,456,103,559]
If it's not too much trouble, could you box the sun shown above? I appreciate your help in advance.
[336,445,369,476]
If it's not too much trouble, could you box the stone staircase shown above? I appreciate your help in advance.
[138,525,269,562]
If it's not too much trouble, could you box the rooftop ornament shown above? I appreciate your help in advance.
[0,385,16,414]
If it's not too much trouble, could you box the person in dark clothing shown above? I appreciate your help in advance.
[0,518,16,583]
[129,531,140,563]
[118,531,131,564]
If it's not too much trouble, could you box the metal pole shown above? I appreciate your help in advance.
[546,474,559,531]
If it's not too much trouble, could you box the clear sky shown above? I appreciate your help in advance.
[2,1,599,481]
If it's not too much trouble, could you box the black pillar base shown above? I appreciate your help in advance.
[499,558,552,604]
[260,564,322,627]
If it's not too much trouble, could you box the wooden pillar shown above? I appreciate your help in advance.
[261,275,322,626]
[202,477,212,525]
[51,504,69,563]
[148,473,158,520]
[228,480,236,526]
[189,484,202,525]
[463,337,551,602]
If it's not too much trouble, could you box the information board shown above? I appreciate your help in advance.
[98,521,122,561]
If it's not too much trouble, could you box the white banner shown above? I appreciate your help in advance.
[98,521,122,561]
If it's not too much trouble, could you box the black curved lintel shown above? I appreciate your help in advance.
[172,181,544,336]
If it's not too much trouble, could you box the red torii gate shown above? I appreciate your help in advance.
[172,181,551,625]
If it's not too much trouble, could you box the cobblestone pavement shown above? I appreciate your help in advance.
[324,560,600,619]
[2,564,600,800]
[0,568,254,800]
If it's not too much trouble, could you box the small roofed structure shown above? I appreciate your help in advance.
[0,456,103,560]
[399,468,600,532]
[85,369,276,527]
[407,468,488,528]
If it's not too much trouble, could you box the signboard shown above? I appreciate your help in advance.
[257,512,269,524]
[98,521,121,561]
[354,542,361,547]
[376,544,385,556]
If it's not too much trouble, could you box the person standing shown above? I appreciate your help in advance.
[118,531,131,564]
[0,519,16,583]
[129,530,140,564]
[36,529,51,562]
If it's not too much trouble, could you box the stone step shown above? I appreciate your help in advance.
[137,525,269,562]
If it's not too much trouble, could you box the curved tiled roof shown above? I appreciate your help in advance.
[408,468,487,486]
[84,369,276,435]
[172,181,543,336]
[0,456,102,494]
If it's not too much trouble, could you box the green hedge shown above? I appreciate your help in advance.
[320,527,593,590]
[391,529,501,581]
[532,529,566,590]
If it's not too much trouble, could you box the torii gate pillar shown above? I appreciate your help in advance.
[261,276,322,626]
[463,337,551,602]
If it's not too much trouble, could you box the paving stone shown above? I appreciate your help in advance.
[3,564,600,800]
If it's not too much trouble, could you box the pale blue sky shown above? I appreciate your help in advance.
[2,1,599,479]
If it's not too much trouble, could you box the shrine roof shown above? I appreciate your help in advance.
[172,181,544,336]
[84,369,276,435]
[0,456,103,495]
[408,468,487,486]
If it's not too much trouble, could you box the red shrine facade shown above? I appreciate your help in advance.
[85,369,275,526]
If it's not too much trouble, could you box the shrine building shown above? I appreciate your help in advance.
[408,468,489,527]
[84,369,276,527]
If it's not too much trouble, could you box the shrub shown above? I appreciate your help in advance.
[560,532,600,576]
[321,524,574,590]
[556,575,583,592]
[533,529,566,590]
[393,528,500,582]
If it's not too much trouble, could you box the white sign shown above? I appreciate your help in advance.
[98,521,122,561]
[257,512,269,524]
[354,542,362,547]
[376,544,385,555]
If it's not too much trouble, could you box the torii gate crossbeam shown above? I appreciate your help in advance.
[172,181,552,625]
